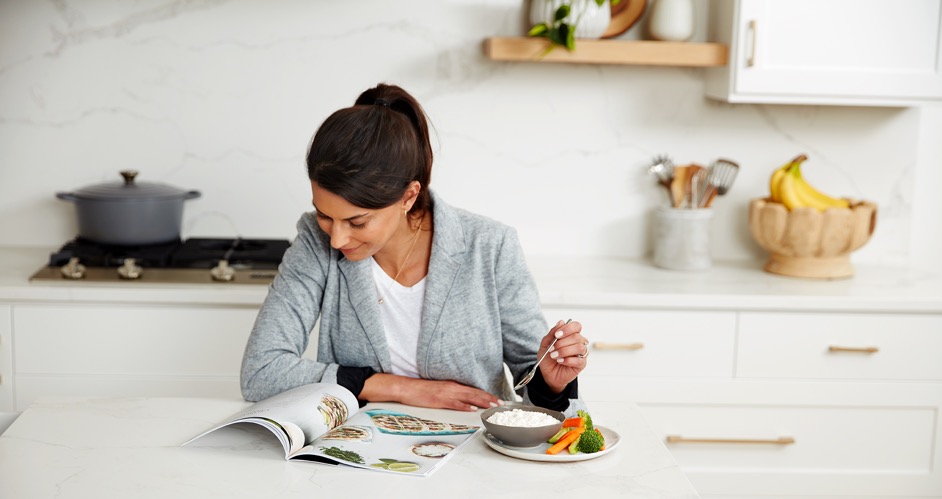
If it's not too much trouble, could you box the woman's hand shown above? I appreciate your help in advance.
[360,373,500,412]
[537,319,589,393]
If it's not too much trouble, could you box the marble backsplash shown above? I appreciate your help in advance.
[1,0,938,271]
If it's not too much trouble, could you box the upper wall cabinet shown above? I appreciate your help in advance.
[704,0,942,106]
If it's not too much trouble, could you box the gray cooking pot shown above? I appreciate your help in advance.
[56,170,201,246]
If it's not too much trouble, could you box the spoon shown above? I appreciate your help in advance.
[514,319,572,390]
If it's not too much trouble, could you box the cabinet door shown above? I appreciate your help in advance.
[13,303,259,410]
[0,306,12,413]
[706,0,942,105]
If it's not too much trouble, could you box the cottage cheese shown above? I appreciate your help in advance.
[486,409,559,427]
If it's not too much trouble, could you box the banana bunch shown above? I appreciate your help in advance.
[769,154,850,211]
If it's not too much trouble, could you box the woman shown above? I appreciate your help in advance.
[241,83,589,413]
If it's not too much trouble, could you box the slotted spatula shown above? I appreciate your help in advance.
[702,158,739,207]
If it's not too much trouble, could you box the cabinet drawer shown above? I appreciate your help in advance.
[738,312,942,381]
[642,401,939,496]
[14,304,259,376]
[543,308,736,378]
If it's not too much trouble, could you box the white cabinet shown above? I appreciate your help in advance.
[705,0,942,106]
[639,383,942,497]
[553,306,942,497]
[11,303,259,411]
[562,308,737,378]
[737,312,942,381]
[0,306,12,413]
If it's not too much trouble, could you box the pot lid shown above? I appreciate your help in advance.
[68,170,194,201]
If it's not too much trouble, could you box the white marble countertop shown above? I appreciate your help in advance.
[1,246,940,312]
[0,397,699,499]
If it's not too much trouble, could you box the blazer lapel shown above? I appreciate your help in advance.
[417,192,466,376]
[338,256,392,373]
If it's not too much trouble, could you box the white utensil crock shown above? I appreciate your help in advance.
[652,207,713,270]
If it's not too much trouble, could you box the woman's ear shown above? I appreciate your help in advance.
[402,181,421,212]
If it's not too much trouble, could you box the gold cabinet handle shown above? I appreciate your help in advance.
[592,342,644,351]
[666,435,795,445]
[746,19,757,67]
[828,345,879,354]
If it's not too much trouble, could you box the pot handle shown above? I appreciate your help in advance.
[184,190,201,200]
[56,192,78,202]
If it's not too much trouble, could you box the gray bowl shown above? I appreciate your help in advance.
[480,405,564,448]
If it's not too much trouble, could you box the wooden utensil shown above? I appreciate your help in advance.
[670,165,689,208]
[684,164,705,208]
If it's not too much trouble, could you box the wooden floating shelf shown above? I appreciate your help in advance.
[483,37,729,68]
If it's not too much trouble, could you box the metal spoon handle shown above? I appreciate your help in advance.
[514,319,572,390]
[533,336,560,367]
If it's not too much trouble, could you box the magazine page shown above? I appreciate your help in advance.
[291,408,481,477]
[183,383,359,458]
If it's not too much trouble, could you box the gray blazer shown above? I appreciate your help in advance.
[241,191,575,409]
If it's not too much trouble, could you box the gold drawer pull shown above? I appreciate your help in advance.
[828,345,879,354]
[666,435,795,445]
[592,342,644,351]
[746,19,758,67]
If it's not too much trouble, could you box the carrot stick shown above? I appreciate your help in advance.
[562,417,585,428]
[546,427,585,455]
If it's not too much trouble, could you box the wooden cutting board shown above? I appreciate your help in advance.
[602,0,648,38]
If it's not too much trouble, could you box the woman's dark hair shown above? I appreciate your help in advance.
[306,83,433,220]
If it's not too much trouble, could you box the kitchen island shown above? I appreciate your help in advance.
[0,396,699,498]
[2,246,941,497]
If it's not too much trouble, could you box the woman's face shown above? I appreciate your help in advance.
[310,182,408,261]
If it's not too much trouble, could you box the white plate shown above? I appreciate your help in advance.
[482,425,620,462]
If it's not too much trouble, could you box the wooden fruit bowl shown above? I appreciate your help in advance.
[748,198,878,279]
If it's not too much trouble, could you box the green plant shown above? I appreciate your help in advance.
[527,0,621,51]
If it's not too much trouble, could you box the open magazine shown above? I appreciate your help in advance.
[184,383,481,477]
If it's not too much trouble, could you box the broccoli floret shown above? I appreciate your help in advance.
[576,410,594,432]
[577,428,605,454]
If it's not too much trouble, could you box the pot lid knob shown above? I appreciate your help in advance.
[120,170,139,185]
[117,258,143,280]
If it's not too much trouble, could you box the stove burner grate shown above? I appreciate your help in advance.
[47,237,290,270]
[49,238,182,268]
[172,238,291,270]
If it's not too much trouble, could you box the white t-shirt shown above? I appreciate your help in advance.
[370,257,426,378]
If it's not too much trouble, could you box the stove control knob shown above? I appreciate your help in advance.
[117,258,143,280]
[210,260,236,282]
[60,257,86,280]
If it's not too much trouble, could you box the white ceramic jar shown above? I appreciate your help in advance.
[647,0,695,42]
[529,0,612,39]
[652,207,713,271]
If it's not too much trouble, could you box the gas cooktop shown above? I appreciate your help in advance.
[29,237,291,285]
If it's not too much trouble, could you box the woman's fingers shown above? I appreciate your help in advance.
[398,377,500,412]
[546,320,587,362]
